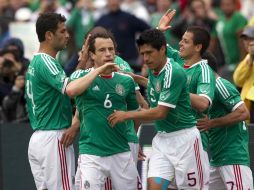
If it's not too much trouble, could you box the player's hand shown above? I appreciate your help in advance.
[108,110,127,127]
[98,62,119,75]
[138,146,146,161]
[60,126,79,147]
[196,114,212,132]
[158,9,176,32]
[77,34,91,70]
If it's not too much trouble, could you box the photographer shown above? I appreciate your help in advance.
[234,26,254,123]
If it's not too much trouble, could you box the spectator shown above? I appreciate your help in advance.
[0,49,26,75]
[0,58,16,105]
[2,73,27,123]
[233,26,254,122]
[95,0,150,73]
[121,0,150,23]
[2,37,30,70]
[214,0,247,81]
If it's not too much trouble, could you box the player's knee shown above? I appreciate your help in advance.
[148,177,170,190]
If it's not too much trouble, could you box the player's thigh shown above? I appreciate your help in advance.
[28,131,47,190]
[174,129,207,189]
[79,154,107,190]
[44,130,75,190]
[147,177,170,190]
[110,151,142,190]
[209,166,226,190]
[220,165,253,190]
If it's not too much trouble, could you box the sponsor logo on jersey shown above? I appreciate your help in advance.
[84,180,90,189]
[92,85,100,91]
[115,84,125,96]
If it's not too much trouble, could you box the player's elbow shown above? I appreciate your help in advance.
[65,85,78,98]
[196,101,209,113]
[237,105,250,121]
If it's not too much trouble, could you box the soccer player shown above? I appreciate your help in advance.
[108,29,207,190]
[25,13,76,190]
[66,29,142,189]
[197,52,253,189]
[26,13,116,190]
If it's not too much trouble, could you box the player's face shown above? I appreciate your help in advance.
[179,31,197,59]
[52,22,69,51]
[139,44,165,72]
[91,37,115,67]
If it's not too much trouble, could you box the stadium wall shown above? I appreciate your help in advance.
[0,123,253,190]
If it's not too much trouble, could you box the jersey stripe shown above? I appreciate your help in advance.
[41,54,59,75]
[216,79,230,99]
[200,62,210,83]
[163,63,172,88]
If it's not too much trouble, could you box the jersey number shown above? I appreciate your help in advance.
[104,94,112,108]
[187,172,197,187]
[149,88,156,103]
[26,80,35,115]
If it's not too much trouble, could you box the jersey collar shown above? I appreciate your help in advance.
[187,59,208,68]
[153,58,171,76]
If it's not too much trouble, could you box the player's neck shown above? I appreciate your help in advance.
[38,44,57,58]
[184,55,202,66]
[154,57,167,73]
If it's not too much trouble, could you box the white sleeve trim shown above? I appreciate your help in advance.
[232,101,244,112]
[135,86,140,91]
[62,77,69,94]
[158,101,176,108]
[199,94,212,106]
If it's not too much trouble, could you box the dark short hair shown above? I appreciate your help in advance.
[36,13,66,42]
[186,26,211,56]
[202,51,218,72]
[136,29,167,53]
[88,29,117,53]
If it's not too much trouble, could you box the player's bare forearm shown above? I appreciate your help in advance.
[61,110,80,147]
[108,105,169,127]
[133,74,148,88]
[66,63,118,97]
[197,104,249,131]
[210,104,249,128]
[190,93,210,113]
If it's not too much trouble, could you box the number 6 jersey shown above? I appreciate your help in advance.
[70,68,139,156]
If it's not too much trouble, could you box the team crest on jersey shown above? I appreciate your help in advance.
[155,81,161,93]
[115,84,125,96]
[84,180,90,189]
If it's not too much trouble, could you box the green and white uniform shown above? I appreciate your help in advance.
[208,77,253,189]
[71,69,141,190]
[166,45,215,151]
[70,69,139,156]
[147,59,207,189]
[26,53,75,190]
[184,60,215,151]
[114,56,139,165]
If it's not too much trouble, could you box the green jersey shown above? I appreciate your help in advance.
[25,53,72,130]
[209,77,250,167]
[184,60,216,151]
[70,69,139,156]
[147,59,196,133]
[166,45,216,151]
[114,55,139,143]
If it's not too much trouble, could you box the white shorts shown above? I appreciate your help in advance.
[78,151,142,190]
[209,165,253,190]
[168,149,210,190]
[75,143,140,190]
[28,130,75,190]
[148,127,207,189]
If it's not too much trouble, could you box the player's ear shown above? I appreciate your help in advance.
[45,31,53,41]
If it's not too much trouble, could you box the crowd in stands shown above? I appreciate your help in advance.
[0,0,254,123]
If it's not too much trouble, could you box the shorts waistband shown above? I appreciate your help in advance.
[157,126,197,138]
